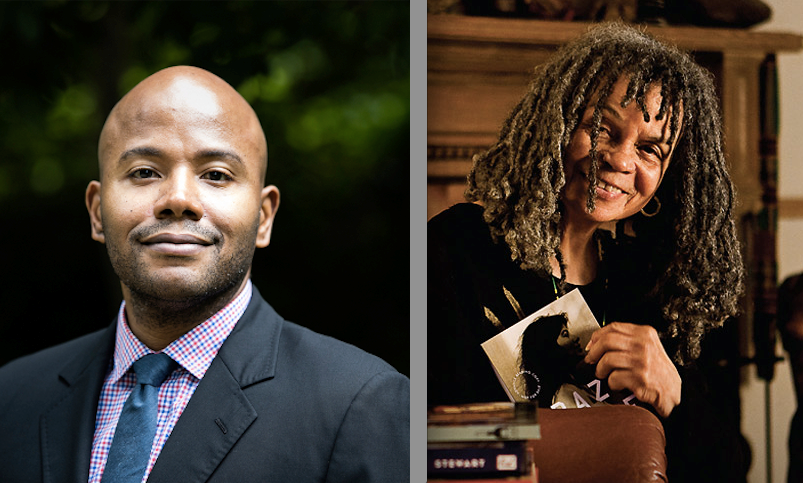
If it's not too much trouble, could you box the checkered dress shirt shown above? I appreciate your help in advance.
[87,281,252,483]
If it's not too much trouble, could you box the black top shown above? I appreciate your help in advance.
[427,203,747,483]
[427,203,660,404]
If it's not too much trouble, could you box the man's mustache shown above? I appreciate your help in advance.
[130,220,222,244]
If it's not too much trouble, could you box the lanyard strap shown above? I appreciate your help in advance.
[551,275,606,326]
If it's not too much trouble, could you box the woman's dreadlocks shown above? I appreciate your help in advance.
[466,22,744,364]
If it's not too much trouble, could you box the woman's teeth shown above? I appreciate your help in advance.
[595,179,623,194]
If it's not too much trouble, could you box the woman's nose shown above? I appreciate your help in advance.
[601,144,636,173]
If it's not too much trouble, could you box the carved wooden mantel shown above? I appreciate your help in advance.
[427,14,803,220]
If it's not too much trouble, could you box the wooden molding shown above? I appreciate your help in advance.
[428,15,803,53]
[779,198,803,219]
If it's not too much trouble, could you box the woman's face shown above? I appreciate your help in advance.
[561,77,680,226]
[557,323,582,356]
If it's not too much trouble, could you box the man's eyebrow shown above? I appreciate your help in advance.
[196,149,244,166]
[119,146,163,162]
[118,147,244,165]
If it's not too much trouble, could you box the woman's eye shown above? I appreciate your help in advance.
[641,145,662,159]
[131,168,157,179]
[595,126,614,142]
[203,171,231,181]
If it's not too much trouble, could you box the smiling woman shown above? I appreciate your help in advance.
[428,22,746,483]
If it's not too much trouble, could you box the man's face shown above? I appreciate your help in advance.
[86,73,278,303]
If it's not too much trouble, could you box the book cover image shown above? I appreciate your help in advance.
[481,289,637,409]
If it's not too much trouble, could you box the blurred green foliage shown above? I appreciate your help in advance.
[0,1,410,375]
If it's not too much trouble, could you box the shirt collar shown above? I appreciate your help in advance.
[110,280,253,382]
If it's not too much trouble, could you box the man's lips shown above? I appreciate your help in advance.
[140,233,213,255]
[141,233,213,245]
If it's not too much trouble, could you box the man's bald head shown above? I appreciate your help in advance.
[98,66,268,183]
[85,66,280,336]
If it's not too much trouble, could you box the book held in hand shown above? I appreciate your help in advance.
[481,289,638,409]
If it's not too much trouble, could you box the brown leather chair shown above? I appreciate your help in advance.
[531,405,667,483]
[428,403,667,483]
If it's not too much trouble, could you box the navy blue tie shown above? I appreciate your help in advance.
[101,353,178,483]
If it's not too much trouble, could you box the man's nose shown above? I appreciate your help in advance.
[153,170,203,221]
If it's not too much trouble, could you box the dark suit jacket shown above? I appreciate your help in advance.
[0,287,410,483]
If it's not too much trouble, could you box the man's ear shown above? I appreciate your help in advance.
[255,185,280,248]
[85,180,105,244]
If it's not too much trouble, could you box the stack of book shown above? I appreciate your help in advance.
[427,402,540,482]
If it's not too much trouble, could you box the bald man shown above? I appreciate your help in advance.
[0,66,410,483]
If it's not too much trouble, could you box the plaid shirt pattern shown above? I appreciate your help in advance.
[87,281,252,483]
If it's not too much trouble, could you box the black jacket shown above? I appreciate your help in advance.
[428,203,746,483]
[0,287,410,483]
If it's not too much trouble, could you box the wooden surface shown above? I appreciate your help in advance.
[780,199,803,219]
[428,15,803,52]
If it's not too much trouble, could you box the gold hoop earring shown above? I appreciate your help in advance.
[640,196,661,217]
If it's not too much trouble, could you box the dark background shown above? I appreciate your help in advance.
[0,1,410,376]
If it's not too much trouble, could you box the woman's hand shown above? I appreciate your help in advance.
[584,322,681,418]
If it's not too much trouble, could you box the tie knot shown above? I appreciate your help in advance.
[132,353,178,387]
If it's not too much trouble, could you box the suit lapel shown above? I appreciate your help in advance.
[145,356,258,483]
[40,325,115,483]
[147,288,283,483]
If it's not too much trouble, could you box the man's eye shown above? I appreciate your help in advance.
[131,168,157,179]
[203,171,231,182]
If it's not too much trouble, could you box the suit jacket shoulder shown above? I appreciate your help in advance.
[0,325,115,483]
[269,309,411,482]
[148,286,410,483]
[0,327,112,402]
